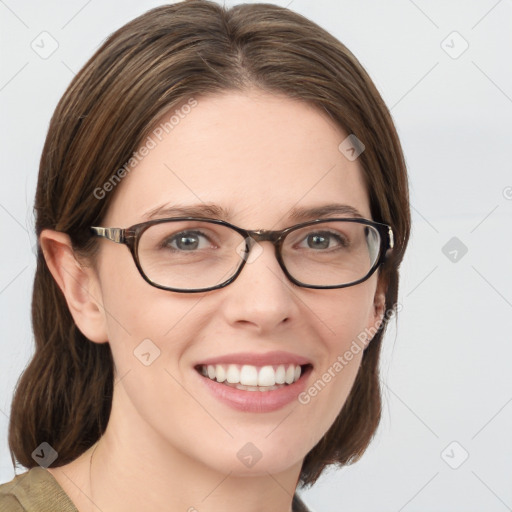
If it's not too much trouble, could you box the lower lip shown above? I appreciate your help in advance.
[196,366,312,413]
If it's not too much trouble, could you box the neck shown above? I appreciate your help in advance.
[87,386,301,512]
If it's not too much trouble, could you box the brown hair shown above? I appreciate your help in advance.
[8,0,410,487]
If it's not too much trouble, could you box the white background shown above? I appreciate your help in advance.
[1,1,511,510]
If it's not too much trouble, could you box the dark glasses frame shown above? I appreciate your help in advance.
[90,217,394,293]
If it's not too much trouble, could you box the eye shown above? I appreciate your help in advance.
[298,230,349,250]
[163,230,213,251]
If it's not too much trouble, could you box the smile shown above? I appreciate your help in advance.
[193,351,313,412]
[197,363,304,391]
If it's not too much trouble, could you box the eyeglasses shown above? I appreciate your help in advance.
[90,217,394,293]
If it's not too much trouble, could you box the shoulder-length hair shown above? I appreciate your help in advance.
[8,0,410,487]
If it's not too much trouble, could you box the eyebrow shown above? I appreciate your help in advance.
[142,202,365,222]
[288,203,365,221]
[143,203,232,220]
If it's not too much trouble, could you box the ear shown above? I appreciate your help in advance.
[39,229,108,344]
[373,278,387,326]
[364,276,387,346]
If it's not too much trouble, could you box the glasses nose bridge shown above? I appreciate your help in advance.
[245,228,284,249]
[240,228,288,282]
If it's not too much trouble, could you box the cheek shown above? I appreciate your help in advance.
[295,288,375,442]
[97,271,220,457]
[97,254,203,374]
[312,283,377,350]
[294,346,364,454]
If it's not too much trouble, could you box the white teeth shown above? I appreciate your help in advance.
[199,363,304,388]
[215,364,226,383]
[275,365,286,384]
[240,365,258,386]
[258,366,275,387]
[285,365,295,384]
[226,364,240,383]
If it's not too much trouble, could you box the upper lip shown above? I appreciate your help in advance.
[195,350,312,367]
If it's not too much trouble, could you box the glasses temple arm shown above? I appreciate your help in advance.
[90,226,124,243]
[387,226,394,250]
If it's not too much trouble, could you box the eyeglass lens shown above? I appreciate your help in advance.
[136,219,382,291]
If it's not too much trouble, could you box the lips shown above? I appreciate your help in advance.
[196,351,312,367]
[193,351,313,412]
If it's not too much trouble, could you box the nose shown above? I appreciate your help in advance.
[219,240,300,334]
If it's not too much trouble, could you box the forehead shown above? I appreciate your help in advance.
[104,90,371,228]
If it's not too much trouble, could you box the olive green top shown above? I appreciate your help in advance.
[0,468,78,511]
[0,467,311,511]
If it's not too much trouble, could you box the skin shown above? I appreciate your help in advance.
[42,89,386,512]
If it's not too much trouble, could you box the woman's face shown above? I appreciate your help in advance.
[90,90,385,477]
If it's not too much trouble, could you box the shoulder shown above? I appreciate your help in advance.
[0,467,78,512]
[0,494,24,512]
[0,471,28,511]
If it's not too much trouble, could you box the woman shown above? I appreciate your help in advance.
[0,1,410,510]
